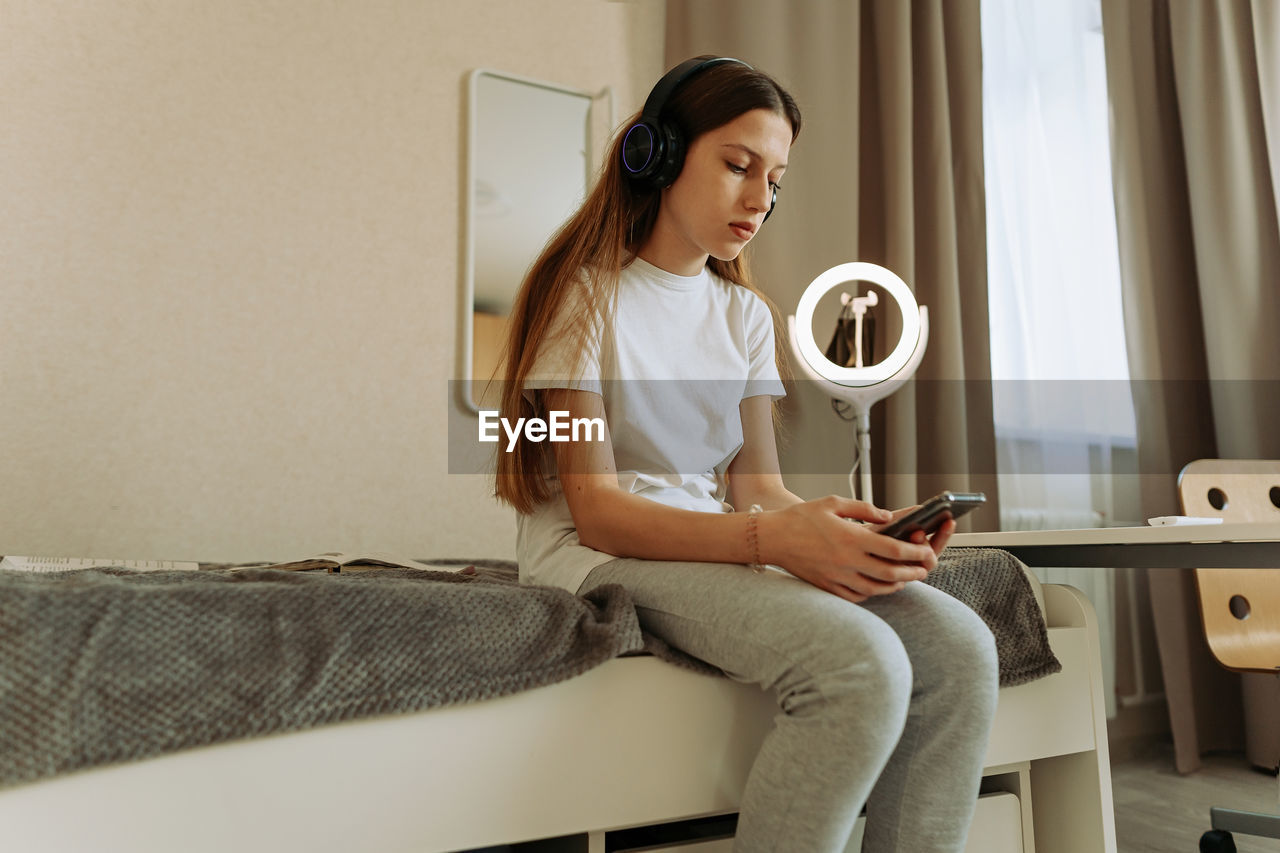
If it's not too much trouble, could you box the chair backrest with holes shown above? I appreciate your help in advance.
[1180,459,1280,673]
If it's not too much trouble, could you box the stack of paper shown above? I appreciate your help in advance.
[0,556,200,572]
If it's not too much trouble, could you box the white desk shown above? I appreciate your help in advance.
[954,522,1280,776]
[951,523,1280,569]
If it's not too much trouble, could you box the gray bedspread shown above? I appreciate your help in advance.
[0,549,1058,789]
[0,564,660,789]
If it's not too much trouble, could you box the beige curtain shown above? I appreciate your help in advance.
[1103,0,1280,773]
[665,0,999,522]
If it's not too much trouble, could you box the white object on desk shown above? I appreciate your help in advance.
[1147,516,1225,526]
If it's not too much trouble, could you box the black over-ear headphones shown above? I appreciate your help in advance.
[621,56,778,222]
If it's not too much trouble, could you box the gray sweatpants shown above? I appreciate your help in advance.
[578,558,999,853]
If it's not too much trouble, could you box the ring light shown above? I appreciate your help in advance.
[792,262,923,386]
[787,262,929,503]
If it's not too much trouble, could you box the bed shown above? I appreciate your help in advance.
[0,552,1116,853]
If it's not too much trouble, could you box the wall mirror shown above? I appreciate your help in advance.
[462,69,604,413]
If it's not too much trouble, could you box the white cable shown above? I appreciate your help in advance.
[847,437,861,499]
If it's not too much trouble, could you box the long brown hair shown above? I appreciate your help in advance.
[493,58,802,514]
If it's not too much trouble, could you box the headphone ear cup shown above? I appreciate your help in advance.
[621,120,663,185]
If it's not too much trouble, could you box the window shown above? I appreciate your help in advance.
[982,0,1139,532]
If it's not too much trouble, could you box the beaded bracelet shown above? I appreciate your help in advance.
[746,504,765,573]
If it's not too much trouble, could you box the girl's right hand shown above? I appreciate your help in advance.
[757,496,940,604]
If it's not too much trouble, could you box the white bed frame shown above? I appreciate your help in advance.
[0,582,1116,853]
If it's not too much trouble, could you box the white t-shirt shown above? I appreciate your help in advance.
[516,257,786,593]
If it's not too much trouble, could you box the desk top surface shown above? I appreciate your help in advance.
[952,522,1280,548]
[950,523,1280,568]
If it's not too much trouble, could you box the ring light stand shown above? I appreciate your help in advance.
[787,262,929,505]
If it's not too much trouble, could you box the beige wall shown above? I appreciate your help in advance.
[0,0,664,562]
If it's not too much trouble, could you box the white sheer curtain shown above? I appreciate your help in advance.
[982,0,1140,718]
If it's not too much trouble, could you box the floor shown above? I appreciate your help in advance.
[1112,742,1280,852]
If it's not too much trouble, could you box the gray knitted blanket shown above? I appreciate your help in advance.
[0,549,1058,790]
[0,563,668,790]
[926,548,1062,687]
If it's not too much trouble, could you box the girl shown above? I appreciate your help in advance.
[494,56,998,853]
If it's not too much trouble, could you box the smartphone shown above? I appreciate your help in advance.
[876,491,986,540]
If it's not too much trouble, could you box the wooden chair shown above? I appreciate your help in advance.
[1179,459,1280,852]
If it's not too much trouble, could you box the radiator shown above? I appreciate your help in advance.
[999,507,1104,531]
